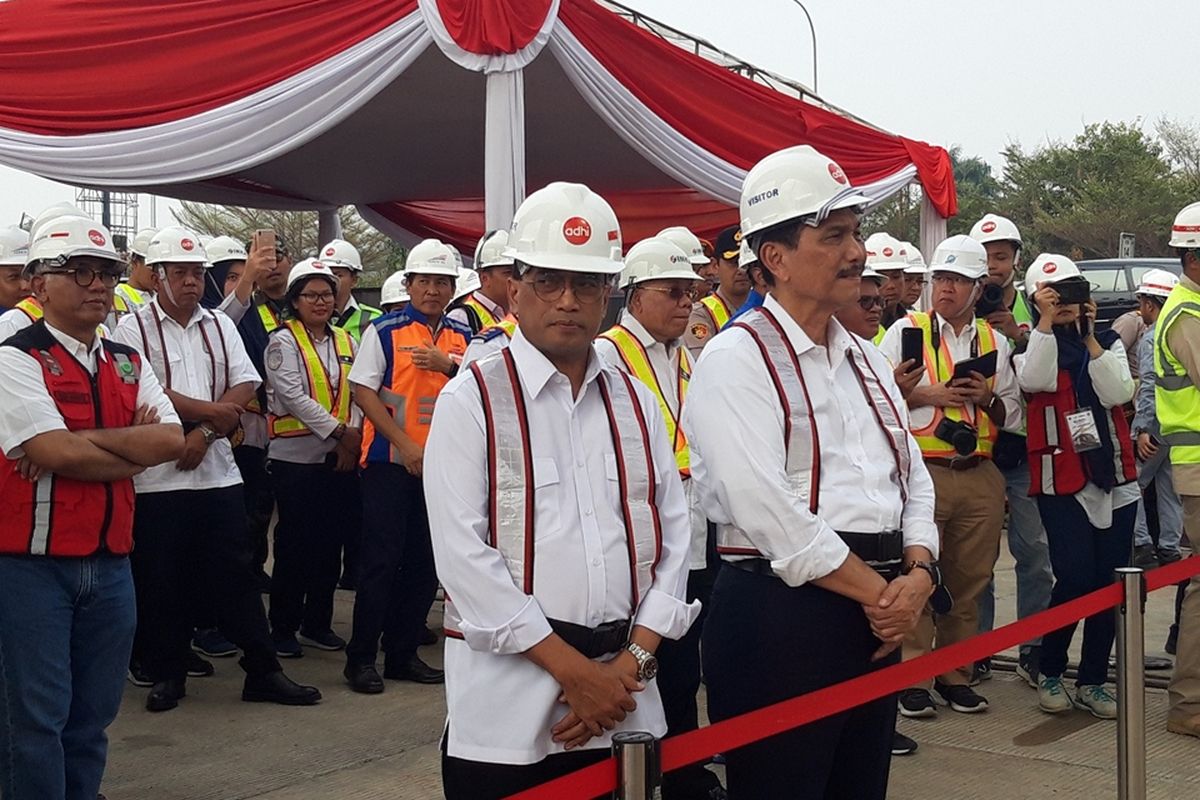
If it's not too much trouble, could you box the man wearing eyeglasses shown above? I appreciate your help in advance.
[0,215,184,800]
[424,184,698,798]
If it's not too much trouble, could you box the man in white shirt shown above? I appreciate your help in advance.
[112,226,320,713]
[425,183,699,799]
[446,229,515,335]
[683,146,939,800]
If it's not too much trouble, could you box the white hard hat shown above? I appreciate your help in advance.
[1169,201,1200,249]
[901,241,927,275]
[740,145,870,238]
[405,238,460,278]
[26,216,123,269]
[737,238,759,269]
[504,181,623,274]
[969,213,1022,248]
[1024,253,1084,297]
[474,229,515,269]
[655,226,709,266]
[451,266,482,301]
[130,227,158,258]
[286,258,338,294]
[1136,268,1179,298]
[146,226,209,267]
[861,265,884,284]
[380,270,410,305]
[929,235,988,280]
[29,203,89,243]
[0,226,31,267]
[620,237,705,289]
[205,235,248,264]
[319,238,363,271]
[864,233,908,273]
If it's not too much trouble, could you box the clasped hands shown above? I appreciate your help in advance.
[862,569,934,661]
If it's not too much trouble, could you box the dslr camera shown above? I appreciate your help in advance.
[934,418,978,457]
[974,283,1006,317]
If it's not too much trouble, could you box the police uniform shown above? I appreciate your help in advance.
[682,289,735,359]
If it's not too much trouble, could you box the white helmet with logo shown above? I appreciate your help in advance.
[901,241,927,275]
[286,258,338,293]
[861,265,884,284]
[738,238,759,269]
[205,235,248,264]
[504,181,623,274]
[146,226,209,267]
[474,229,515,270]
[129,227,158,258]
[929,235,988,280]
[452,266,482,301]
[740,145,870,238]
[655,226,710,266]
[26,215,124,270]
[1169,201,1200,248]
[380,270,410,305]
[1136,268,1179,298]
[864,233,908,273]
[620,237,705,289]
[405,238,460,278]
[0,226,31,267]
[1023,253,1084,297]
[319,238,363,271]
[969,213,1022,249]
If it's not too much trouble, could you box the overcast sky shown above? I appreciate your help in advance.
[2,0,1196,228]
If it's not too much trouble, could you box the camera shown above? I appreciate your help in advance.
[974,283,1006,317]
[934,418,978,457]
[1053,278,1090,305]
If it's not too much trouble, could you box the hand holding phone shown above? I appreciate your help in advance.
[900,327,924,374]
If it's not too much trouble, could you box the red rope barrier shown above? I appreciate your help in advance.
[508,555,1200,800]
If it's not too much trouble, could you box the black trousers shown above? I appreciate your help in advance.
[234,444,274,573]
[131,487,281,681]
[441,729,608,800]
[702,564,898,800]
[268,459,358,636]
[346,463,438,667]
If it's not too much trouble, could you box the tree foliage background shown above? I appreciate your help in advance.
[864,117,1200,268]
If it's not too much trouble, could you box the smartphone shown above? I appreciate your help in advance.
[900,327,924,372]
[1054,279,1090,306]
[951,350,999,381]
[253,228,275,251]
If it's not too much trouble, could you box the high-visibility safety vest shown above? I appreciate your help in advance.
[0,321,140,556]
[1154,279,1200,466]
[872,324,886,346]
[269,320,355,438]
[336,302,383,343]
[360,310,470,465]
[906,312,1000,459]
[475,316,518,344]
[716,307,912,557]
[700,293,733,332]
[1011,292,1034,335]
[15,295,123,336]
[1027,367,1137,496]
[597,324,692,477]
[114,282,149,308]
[456,293,502,334]
[257,301,282,333]
[443,347,663,639]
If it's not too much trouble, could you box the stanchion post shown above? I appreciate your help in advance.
[611,731,660,800]
[1115,566,1146,800]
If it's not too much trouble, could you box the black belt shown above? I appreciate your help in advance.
[727,530,905,581]
[549,618,631,659]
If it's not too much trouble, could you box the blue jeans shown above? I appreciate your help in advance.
[0,555,136,800]
[978,462,1054,653]
[1133,445,1184,554]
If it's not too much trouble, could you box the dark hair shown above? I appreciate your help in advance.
[1138,293,1166,309]
[284,274,336,318]
[747,218,808,288]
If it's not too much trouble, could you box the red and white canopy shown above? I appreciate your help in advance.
[0,0,957,252]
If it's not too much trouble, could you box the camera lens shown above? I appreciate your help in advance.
[952,429,977,456]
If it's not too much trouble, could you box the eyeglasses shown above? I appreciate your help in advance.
[930,274,975,287]
[522,272,611,304]
[637,284,702,303]
[297,292,335,304]
[857,295,886,310]
[41,266,123,288]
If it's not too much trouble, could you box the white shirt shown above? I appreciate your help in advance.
[424,330,699,765]
[0,306,112,343]
[461,330,511,367]
[112,300,261,493]
[265,324,362,464]
[878,313,1024,435]
[682,293,939,587]
[1015,329,1139,527]
[0,321,178,459]
[594,311,708,570]
[446,290,504,330]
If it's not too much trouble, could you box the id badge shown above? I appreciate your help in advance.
[1065,408,1102,453]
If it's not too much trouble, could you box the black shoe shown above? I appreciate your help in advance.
[127,661,153,688]
[420,626,438,647]
[241,670,321,705]
[933,681,989,713]
[1158,548,1183,565]
[970,658,992,686]
[192,628,238,658]
[1167,625,1180,656]
[898,689,937,719]
[383,654,444,684]
[1016,650,1040,689]
[344,663,385,694]
[146,678,186,712]
[1132,543,1160,569]
[185,651,215,678]
[891,731,919,756]
[272,632,304,659]
[298,628,347,651]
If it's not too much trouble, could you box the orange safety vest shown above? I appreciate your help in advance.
[268,320,355,438]
[360,310,470,465]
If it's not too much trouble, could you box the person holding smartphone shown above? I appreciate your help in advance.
[1015,254,1137,721]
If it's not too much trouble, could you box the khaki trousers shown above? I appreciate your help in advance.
[1168,494,1200,719]
[904,459,1007,688]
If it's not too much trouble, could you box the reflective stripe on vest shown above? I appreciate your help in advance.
[130,303,230,395]
[872,324,886,346]
[114,283,146,307]
[257,301,282,333]
[338,304,382,343]
[597,324,691,477]
[907,312,999,458]
[443,349,663,638]
[269,320,355,438]
[701,293,732,331]
[462,294,501,331]
[1153,283,1200,463]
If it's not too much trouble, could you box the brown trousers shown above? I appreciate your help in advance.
[1168,494,1200,720]
[904,459,1007,688]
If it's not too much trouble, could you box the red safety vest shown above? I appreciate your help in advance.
[1026,369,1137,496]
[0,322,140,556]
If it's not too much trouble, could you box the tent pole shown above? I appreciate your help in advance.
[318,208,342,247]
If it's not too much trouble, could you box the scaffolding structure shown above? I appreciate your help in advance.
[75,188,139,254]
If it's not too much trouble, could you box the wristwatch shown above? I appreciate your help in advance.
[625,642,658,682]
[903,559,942,587]
[197,425,219,445]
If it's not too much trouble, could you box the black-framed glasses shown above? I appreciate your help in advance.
[638,284,702,304]
[41,266,123,288]
[297,291,335,304]
[857,295,886,310]
[523,271,611,304]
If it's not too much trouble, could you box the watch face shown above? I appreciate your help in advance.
[641,656,658,681]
